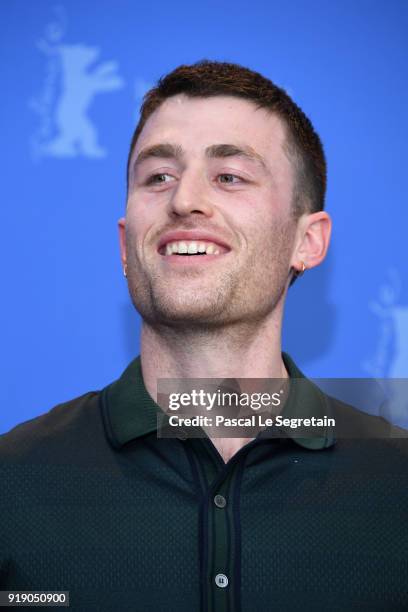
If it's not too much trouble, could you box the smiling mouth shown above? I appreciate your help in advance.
[159,240,229,257]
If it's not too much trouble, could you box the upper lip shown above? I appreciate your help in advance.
[157,230,231,252]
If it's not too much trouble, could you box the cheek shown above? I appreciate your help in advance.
[242,212,296,272]
[125,197,157,242]
[222,192,287,248]
[124,218,147,264]
[127,190,171,232]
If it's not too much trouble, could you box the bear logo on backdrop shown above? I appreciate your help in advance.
[364,268,408,428]
[30,5,124,160]
[365,268,408,378]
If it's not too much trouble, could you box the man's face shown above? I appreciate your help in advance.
[121,94,299,329]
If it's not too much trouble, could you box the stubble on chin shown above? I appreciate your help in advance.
[127,262,242,329]
[125,214,296,329]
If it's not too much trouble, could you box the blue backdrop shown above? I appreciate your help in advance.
[1,0,407,433]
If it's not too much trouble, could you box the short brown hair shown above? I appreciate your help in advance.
[127,60,326,216]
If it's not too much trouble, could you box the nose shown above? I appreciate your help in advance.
[167,168,214,218]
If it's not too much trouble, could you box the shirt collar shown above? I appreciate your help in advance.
[271,353,336,450]
[101,352,336,451]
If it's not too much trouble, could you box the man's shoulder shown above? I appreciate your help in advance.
[329,392,406,432]
[0,390,103,463]
[326,392,408,458]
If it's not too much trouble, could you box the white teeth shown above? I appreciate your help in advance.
[163,240,224,255]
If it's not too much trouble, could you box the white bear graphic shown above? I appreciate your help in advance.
[42,43,123,158]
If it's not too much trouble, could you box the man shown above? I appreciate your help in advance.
[1,61,407,611]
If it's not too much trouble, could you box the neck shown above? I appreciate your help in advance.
[141,306,288,396]
[140,309,288,463]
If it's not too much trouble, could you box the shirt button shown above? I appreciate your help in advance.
[214,494,227,508]
[215,573,229,588]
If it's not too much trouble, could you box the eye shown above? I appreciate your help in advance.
[217,173,243,185]
[146,173,176,185]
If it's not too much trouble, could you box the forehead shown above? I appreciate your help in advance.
[133,94,288,163]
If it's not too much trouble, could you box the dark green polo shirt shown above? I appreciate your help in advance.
[1,353,407,611]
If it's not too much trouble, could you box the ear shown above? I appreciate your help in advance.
[118,217,127,268]
[291,211,332,273]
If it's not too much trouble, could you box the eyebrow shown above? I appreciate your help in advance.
[132,142,268,173]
